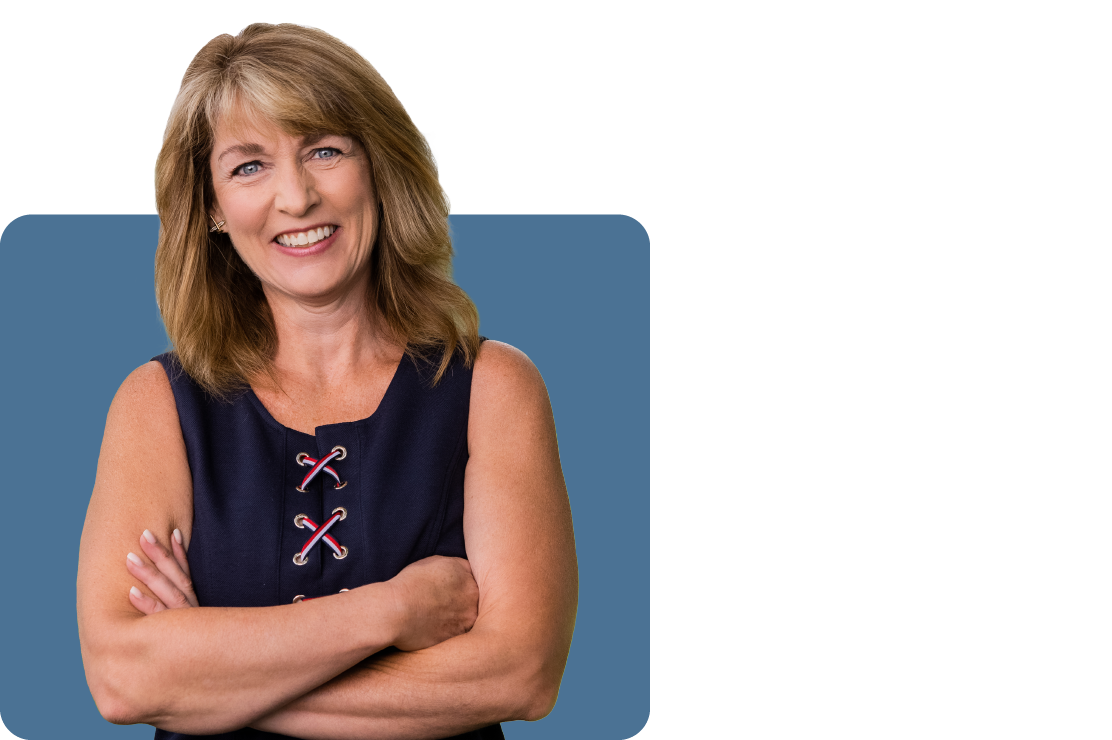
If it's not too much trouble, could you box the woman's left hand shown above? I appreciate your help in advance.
[125,528,198,614]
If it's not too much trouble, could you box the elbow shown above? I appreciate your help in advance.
[80,627,163,726]
[92,687,145,727]
[88,661,207,731]
[86,661,156,726]
[489,616,574,722]
[82,633,249,735]
[509,651,567,722]
[519,678,561,722]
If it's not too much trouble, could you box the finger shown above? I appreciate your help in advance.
[139,531,197,606]
[139,530,198,607]
[128,585,167,615]
[171,528,192,579]
[127,551,194,610]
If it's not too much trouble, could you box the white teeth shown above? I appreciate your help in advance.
[277,226,336,247]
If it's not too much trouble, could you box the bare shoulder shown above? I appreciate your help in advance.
[97,360,190,516]
[465,339,563,506]
[111,360,178,418]
[470,341,550,420]
[99,361,189,478]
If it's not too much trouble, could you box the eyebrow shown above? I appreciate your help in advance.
[215,134,344,164]
[216,143,266,163]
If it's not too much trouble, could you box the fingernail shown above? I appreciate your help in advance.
[127,552,143,565]
[130,586,142,598]
[143,530,157,544]
[173,529,182,545]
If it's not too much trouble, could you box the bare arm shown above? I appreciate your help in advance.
[76,362,476,735]
[251,341,579,739]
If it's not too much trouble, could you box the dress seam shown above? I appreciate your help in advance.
[277,429,288,604]
[429,405,469,557]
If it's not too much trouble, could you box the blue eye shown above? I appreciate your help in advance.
[315,148,340,159]
[234,161,261,176]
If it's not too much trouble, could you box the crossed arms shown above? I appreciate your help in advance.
[76,342,578,739]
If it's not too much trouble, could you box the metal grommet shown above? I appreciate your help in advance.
[292,594,305,603]
[295,486,308,493]
[334,480,348,490]
[293,552,308,566]
[338,588,349,593]
[294,514,308,529]
[332,506,347,521]
[331,445,347,460]
[295,452,310,466]
[333,545,349,560]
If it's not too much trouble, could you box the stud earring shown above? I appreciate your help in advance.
[209,215,226,233]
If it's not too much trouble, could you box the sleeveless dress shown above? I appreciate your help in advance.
[152,349,503,740]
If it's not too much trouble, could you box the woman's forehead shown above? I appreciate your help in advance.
[212,99,286,141]
[213,104,343,149]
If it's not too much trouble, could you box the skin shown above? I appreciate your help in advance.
[76,110,578,738]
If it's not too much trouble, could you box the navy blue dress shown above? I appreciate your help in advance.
[152,349,503,740]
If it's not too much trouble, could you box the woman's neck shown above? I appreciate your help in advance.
[260,280,402,394]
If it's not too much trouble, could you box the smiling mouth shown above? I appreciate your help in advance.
[276,225,337,247]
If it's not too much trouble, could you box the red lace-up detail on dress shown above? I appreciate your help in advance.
[292,507,349,565]
[295,446,348,492]
[292,445,351,567]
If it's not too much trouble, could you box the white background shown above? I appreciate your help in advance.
[4,1,1112,737]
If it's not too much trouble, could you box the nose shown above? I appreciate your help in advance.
[273,163,320,217]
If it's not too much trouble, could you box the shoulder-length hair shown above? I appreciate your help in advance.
[155,23,479,395]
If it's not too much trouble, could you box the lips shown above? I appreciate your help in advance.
[275,224,337,247]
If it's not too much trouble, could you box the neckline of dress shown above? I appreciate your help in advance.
[243,353,409,437]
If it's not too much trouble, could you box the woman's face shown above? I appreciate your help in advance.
[208,110,378,307]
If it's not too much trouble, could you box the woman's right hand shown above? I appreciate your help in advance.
[126,528,199,613]
[388,556,479,652]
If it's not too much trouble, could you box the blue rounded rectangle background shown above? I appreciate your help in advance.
[0,215,648,740]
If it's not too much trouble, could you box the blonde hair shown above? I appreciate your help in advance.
[154,23,479,395]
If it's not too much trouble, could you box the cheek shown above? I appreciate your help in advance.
[218,184,264,222]
[226,238,260,274]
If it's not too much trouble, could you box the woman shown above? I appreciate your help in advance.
[75,23,577,740]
